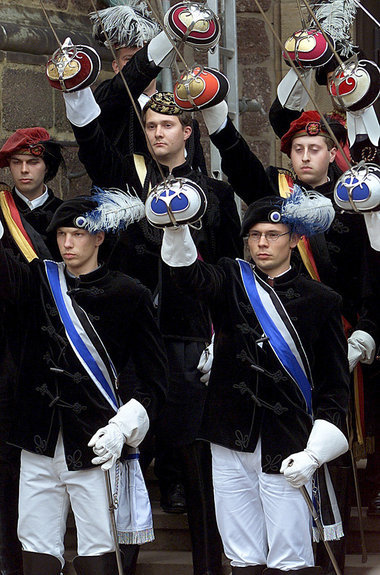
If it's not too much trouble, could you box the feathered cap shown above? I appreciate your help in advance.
[90,2,161,50]
[46,188,145,233]
[309,0,358,85]
[241,188,335,237]
[280,110,345,156]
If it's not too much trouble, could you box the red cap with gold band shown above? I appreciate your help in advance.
[280,110,332,157]
[0,127,51,168]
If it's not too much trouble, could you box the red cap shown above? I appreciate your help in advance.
[0,127,51,168]
[280,111,331,157]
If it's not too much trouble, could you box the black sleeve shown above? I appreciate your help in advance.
[119,286,168,422]
[0,240,36,304]
[268,96,302,139]
[71,118,145,194]
[210,117,272,205]
[94,45,161,112]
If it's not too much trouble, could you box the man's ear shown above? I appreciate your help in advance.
[95,231,105,247]
[183,125,192,141]
[290,233,301,248]
[112,59,119,74]
[329,146,338,164]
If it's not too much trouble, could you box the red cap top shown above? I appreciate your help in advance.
[0,127,51,168]
[280,110,331,157]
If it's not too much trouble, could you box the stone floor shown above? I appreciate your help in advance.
[346,554,380,575]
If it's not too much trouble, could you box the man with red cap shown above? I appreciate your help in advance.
[200,102,378,574]
[0,127,63,575]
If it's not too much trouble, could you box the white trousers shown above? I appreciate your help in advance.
[18,435,115,567]
[211,441,314,570]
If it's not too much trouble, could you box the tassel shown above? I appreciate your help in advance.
[84,187,145,233]
[281,185,336,236]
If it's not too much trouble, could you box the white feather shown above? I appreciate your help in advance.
[85,188,145,233]
[282,186,335,236]
[311,0,357,56]
[90,4,160,48]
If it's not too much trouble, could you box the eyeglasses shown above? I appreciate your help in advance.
[247,231,290,243]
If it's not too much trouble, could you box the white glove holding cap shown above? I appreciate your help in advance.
[63,87,101,127]
[88,398,149,470]
[197,334,214,384]
[280,419,348,488]
[347,329,376,372]
[161,225,197,267]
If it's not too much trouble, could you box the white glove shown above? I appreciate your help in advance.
[197,334,214,384]
[201,101,228,135]
[63,87,101,127]
[88,398,149,470]
[0,220,3,239]
[280,419,348,488]
[161,225,197,267]
[277,68,312,110]
[347,329,376,372]
[364,212,380,252]
[147,30,175,67]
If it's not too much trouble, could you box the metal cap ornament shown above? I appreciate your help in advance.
[283,28,335,68]
[173,66,229,110]
[329,56,380,112]
[46,37,101,92]
[145,177,207,228]
[334,162,380,213]
[164,1,220,51]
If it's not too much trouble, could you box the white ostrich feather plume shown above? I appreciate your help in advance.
[84,187,145,233]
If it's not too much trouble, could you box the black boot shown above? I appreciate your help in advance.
[263,569,322,575]
[22,551,61,575]
[73,552,120,575]
[231,566,266,574]
[119,544,139,575]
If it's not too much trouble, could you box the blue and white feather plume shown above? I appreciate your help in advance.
[83,187,145,233]
[281,185,335,236]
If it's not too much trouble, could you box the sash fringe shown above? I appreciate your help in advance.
[312,521,344,542]
[118,527,155,545]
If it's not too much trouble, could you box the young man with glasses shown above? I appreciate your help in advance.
[157,194,350,575]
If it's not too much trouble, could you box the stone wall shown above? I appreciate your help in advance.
[0,0,339,201]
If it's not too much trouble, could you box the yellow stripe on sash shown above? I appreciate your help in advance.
[0,192,37,262]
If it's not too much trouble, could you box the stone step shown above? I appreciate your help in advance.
[347,508,380,554]
[345,554,380,574]
[136,550,231,575]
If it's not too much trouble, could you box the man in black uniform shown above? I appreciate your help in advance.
[157,194,350,575]
[200,101,378,573]
[0,127,63,575]
[0,195,167,575]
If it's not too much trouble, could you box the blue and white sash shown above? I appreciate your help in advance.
[238,259,313,415]
[44,260,154,544]
[44,260,119,411]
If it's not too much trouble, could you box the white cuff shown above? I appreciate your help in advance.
[364,212,380,251]
[347,107,380,148]
[109,398,149,447]
[63,87,101,127]
[277,68,312,110]
[161,225,197,267]
[306,419,348,466]
[201,101,228,135]
[0,220,3,239]
[148,31,175,67]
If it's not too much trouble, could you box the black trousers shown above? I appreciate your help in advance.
[0,450,23,575]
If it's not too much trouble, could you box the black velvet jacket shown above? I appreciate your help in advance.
[71,117,244,341]
[171,258,350,471]
[211,118,378,342]
[0,245,168,470]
